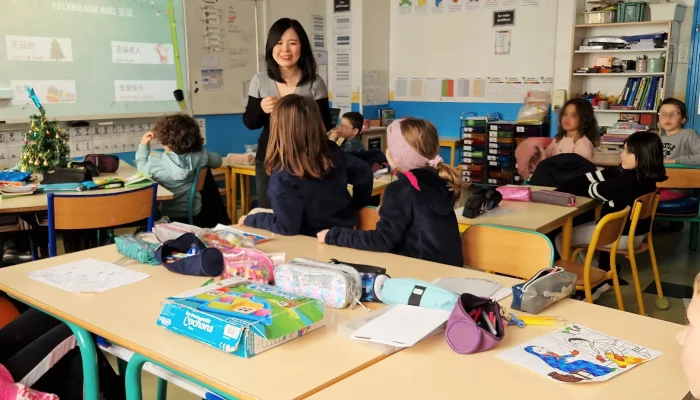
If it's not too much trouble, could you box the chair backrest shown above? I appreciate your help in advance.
[187,167,209,224]
[626,192,659,238]
[357,207,379,230]
[590,206,631,249]
[657,168,700,189]
[461,224,554,279]
[48,183,158,257]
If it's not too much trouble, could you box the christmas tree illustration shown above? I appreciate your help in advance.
[20,87,70,173]
[49,38,65,61]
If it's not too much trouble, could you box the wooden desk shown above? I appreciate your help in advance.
[440,138,462,167]
[309,292,686,400]
[229,165,393,221]
[593,151,620,167]
[455,186,598,260]
[0,160,174,214]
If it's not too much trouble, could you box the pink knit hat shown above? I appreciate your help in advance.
[387,119,443,171]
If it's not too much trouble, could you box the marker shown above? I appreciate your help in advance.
[481,310,498,335]
[520,319,557,326]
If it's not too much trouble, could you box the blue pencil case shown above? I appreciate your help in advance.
[379,278,458,311]
[155,233,224,277]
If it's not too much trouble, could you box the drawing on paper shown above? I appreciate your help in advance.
[49,38,65,61]
[496,325,662,384]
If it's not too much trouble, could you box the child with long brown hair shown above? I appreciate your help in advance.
[317,118,464,267]
[239,94,372,236]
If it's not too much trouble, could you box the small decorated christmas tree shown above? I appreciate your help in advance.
[20,87,70,173]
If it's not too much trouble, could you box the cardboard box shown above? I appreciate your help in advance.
[157,278,326,358]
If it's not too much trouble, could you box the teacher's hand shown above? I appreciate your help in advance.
[261,96,278,114]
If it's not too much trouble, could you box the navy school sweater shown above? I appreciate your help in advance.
[325,168,464,267]
[244,143,373,236]
[556,168,657,235]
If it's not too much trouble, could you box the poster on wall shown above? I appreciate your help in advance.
[334,0,351,13]
[502,0,518,5]
[465,0,482,12]
[431,0,447,13]
[362,70,389,106]
[495,30,511,55]
[415,0,429,15]
[520,0,539,6]
[448,0,464,12]
[311,14,326,50]
[484,0,500,9]
[398,0,414,16]
[494,10,515,26]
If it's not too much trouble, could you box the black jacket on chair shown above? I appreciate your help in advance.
[529,153,598,187]
[325,168,463,267]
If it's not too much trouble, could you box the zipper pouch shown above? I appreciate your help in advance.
[115,234,161,265]
[531,190,577,207]
[274,258,363,309]
[496,185,531,202]
[155,233,224,277]
[380,278,458,312]
[445,293,505,355]
[511,267,577,314]
[328,259,389,303]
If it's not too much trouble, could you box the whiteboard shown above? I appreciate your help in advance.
[0,0,188,123]
[186,0,258,115]
[389,0,557,103]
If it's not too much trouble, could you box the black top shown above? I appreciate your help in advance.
[244,143,372,236]
[325,168,464,267]
[530,153,597,187]
[243,71,333,162]
[557,168,657,235]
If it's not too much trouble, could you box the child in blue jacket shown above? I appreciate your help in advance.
[136,114,222,222]
[240,94,372,236]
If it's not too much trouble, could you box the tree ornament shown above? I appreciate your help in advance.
[43,160,48,167]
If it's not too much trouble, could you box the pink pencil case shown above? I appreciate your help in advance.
[496,186,531,202]
[531,190,576,207]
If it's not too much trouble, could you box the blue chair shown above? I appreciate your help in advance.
[187,167,208,225]
[655,165,700,250]
[46,183,158,257]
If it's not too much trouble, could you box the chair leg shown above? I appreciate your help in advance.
[628,250,646,315]
[156,378,167,400]
[691,222,699,251]
[648,235,669,310]
[609,251,624,311]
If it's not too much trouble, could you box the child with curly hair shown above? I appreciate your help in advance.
[136,114,222,223]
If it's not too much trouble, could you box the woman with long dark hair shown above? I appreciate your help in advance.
[243,18,332,208]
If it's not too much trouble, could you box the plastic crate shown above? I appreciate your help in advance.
[616,2,646,23]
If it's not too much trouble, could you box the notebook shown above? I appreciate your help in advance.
[350,304,450,347]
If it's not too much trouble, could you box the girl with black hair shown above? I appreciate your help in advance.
[554,131,667,259]
[545,98,600,161]
[243,18,332,208]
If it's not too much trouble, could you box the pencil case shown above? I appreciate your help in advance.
[115,234,161,265]
[274,258,363,309]
[511,267,577,314]
[445,293,505,355]
[496,186,531,202]
[379,278,458,312]
[531,190,576,207]
[84,154,119,173]
[328,259,390,303]
[153,222,204,242]
[155,233,224,277]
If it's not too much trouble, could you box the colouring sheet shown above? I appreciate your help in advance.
[496,325,662,383]
[29,259,149,293]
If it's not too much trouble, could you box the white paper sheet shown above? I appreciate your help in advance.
[351,305,451,347]
[434,277,512,301]
[496,325,663,383]
[29,258,149,293]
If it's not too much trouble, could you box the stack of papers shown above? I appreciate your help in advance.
[29,258,150,293]
[434,277,512,301]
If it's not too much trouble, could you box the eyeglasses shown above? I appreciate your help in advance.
[658,111,681,118]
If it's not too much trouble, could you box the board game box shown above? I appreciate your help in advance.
[157,277,326,358]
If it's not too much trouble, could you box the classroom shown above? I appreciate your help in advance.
[0,0,699,399]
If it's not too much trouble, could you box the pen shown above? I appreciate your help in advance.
[481,310,498,335]
[520,320,557,326]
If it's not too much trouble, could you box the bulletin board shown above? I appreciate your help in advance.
[186,0,259,115]
[390,0,558,104]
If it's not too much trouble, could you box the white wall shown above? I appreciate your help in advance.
[668,0,695,100]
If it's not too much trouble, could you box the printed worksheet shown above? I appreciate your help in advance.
[29,258,149,293]
[497,325,662,383]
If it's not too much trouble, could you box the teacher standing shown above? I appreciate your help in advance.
[243,18,332,208]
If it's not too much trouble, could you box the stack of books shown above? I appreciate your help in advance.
[613,77,664,111]
[601,122,652,146]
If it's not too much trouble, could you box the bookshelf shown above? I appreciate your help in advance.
[569,19,677,130]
